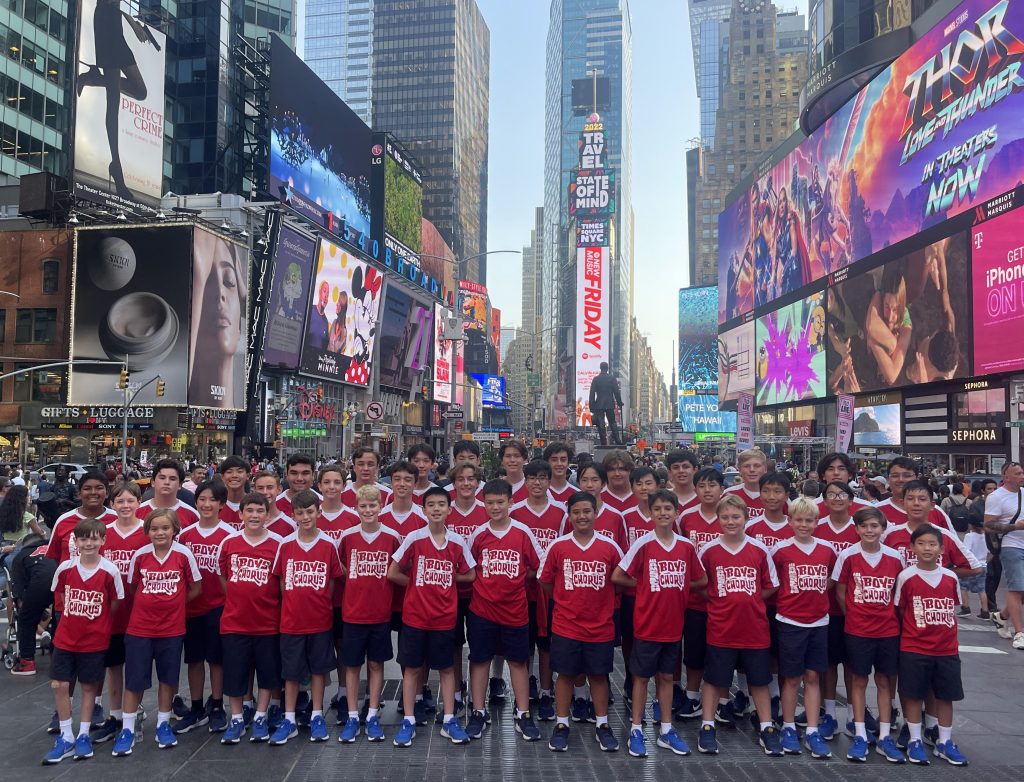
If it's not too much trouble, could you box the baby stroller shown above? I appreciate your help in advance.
[2,535,54,671]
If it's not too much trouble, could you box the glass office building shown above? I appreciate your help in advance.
[303,0,372,124]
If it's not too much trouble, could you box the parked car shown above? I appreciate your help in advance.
[36,463,98,483]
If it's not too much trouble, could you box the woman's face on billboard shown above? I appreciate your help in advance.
[208,245,241,355]
[882,292,901,330]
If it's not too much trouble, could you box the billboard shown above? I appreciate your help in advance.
[679,393,738,433]
[73,0,166,209]
[269,36,372,240]
[576,218,610,247]
[574,245,611,405]
[973,206,1024,375]
[459,280,497,374]
[372,136,423,260]
[470,374,507,407]
[491,308,502,369]
[264,225,317,369]
[377,285,434,390]
[188,228,249,410]
[421,218,457,305]
[854,392,902,446]
[678,286,719,393]
[718,0,1024,323]
[70,226,192,405]
[755,291,827,406]
[717,320,756,403]
[826,232,970,395]
[298,238,383,386]
[568,119,616,218]
[433,303,453,403]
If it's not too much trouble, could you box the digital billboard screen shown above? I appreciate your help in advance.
[678,286,718,393]
[470,374,507,407]
[264,225,317,369]
[717,320,756,403]
[433,302,453,403]
[574,245,611,406]
[973,206,1024,375]
[826,232,970,395]
[854,401,902,446]
[269,36,372,239]
[755,291,827,406]
[377,285,433,391]
[718,0,1024,324]
[679,393,738,433]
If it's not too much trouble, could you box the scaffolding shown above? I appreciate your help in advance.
[234,35,271,201]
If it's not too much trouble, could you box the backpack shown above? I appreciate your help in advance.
[946,497,971,533]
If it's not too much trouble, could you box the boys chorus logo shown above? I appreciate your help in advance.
[285,559,328,590]
[189,542,221,573]
[532,528,559,550]
[687,530,718,550]
[852,573,895,604]
[912,595,956,628]
[481,549,521,579]
[64,587,104,619]
[648,560,687,592]
[105,548,136,575]
[231,555,270,586]
[140,568,180,595]
[562,559,606,590]
[787,563,829,593]
[716,565,757,596]
[415,556,453,589]
[348,550,389,579]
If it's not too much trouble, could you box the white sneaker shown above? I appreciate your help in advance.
[991,611,1007,627]
[1013,632,1024,650]
[998,625,1014,639]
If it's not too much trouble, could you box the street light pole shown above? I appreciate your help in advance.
[121,374,162,470]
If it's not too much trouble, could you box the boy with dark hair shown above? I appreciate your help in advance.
[252,471,298,538]
[601,450,638,514]
[499,440,530,502]
[620,465,659,704]
[218,456,252,529]
[447,442,484,500]
[665,449,701,515]
[543,442,577,504]
[341,448,393,508]
[877,459,955,532]
[388,486,476,747]
[48,472,117,565]
[613,489,706,758]
[407,444,438,504]
[268,489,344,745]
[724,449,769,519]
[883,481,981,575]
[276,454,318,517]
[139,460,200,529]
[815,454,871,518]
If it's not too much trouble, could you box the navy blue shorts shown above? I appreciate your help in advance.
[629,639,680,678]
[105,633,126,668]
[280,631,337,681]
[454,596,471,646]
[466,610,530,663]
[619,595,636,643]
[341,622,393,667]
[702,644,771,689]
[845,633,900,677]
[776,622,828,677]
[397,625,455,671]
[528,600,551,651]
[124,634,184,692]
[184,607,224,665]
[767,605,780,658]
[52,647,106,684]
[682,609,708,670]
[549,633,614,676]
[332,608,345,641]
[827,614,847,666]
[898,652,963,702]
[222,633,282,697]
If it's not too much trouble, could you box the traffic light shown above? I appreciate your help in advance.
[118,368,129,389]
[421,383,429,398]
[155,377,166,397]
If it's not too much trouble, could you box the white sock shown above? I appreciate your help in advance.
[855,721,867,739]
[702,720,714,728]
[59,718,73,742]
[231,713,242,723]
[686,690,699,701]
[759,721,772,731]
[404,716,415,726]
[939,725,952,744]
[924,713,938,729]
[443,712,454,723]
[783,721,796,731]
[768,675,779,698]
[539,689,551,698]
[415,694,423,702]
[630,722,642,732]
[79,721,90,737]
[880,721,891,735]
[285,711,296,724]
[348,710,359,720]
[454,691,463,702]
[595,715,608,727]
[123,713,137,732]
[367,708,379,719]
[557,716,569,727]
[806,726,819,736]
[515,708,526,719]
[244,699,255,709]
[157,710,170,726]
[660,722,672,735]
[908,722,922,742]
[718,697,730,705]
[111,709,123,720]
[311,709,322,719]
[95,696,103,705]
[255,711,267,721]
[824,699,836,718]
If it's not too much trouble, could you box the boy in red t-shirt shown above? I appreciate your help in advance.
[601,450,639,514]
[337,485,401,744]
[465,479,542,742]
[136,460,200,530]
[770,497,836,759]
[217,492,284,744]
[408,443,439,504]
[115,509,202,757]
[613,490,705,758]
[175,480,235,735]
[47,471,115,565]
[217,455,252,530]
[666,448,701,516]
[895,524,968,766]
[340,447,392,508]
[388,486,476,747]
[45,519,124,764]
[882,481,981,575]
[539,491,623,753]
[268,490,344,745]
[544,442,576,504]
[620,466,658,707]
[696,494,781,757]
[500,439,530,503]
[724,448,768,519]
[253,471,298,538]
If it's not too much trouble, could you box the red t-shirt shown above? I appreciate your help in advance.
[677,508,722,611]
[47,509,118,564]
[601,487,639,515]
[177,522,235,616]
[771,539,836,626]
[699,537,778,649]
[317,507,360,543]
[539,533,622,643]
[220,501,243,531]
[816,497,872,519]
[831,543,904,638]
[50,558,124,652]
[392,527,475,631]
[447,501,490,598]
[274,489,323,518]
[723,484,765,520]
[875,499,954,533]
[266,513,297,539]
[620,532,705,642]
[468,521,542,627]
[622,508,655,549]
[339,525,401,624]
[511,500,567,601]
[411,483,439,506]
[548,483,577,504]
[895,566,961,656]
[273,532,344,635]
[509,478,529,504]
[136,499,200,529]
[745,516,795,550]
[101,521,148,634]
[593,506,628,553]
[380,503,429,612]
[815,518,861,614]
[127,543,201,637]
[882,523,979,570]
[341,482,392,510]
[218,531,283,635]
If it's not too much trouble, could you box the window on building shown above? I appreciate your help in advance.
[951,389,1007,440]
[14,308,56,343]
[12,363,63,403]
[42,258,59,293]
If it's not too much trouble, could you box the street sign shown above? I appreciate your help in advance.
[365,401,384,420]
[454,420,464,431]
[442,410,464,420]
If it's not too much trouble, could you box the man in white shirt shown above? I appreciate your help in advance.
[984,462,1024,650]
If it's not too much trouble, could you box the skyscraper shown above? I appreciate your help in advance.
[303,0,373,124]
[542,0,633,427]
[687,0,732,147]
[372,0,490,283]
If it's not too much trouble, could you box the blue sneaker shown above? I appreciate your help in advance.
[267,705,284,730]
[393,720,416,747]
[846,735,869,762]
[221,718,245,744]
[818,713,838,741]
[172,708,209,734]
[595,724,619,752]
[760,726,784,757]
[309,714,328,742]
[876,735,906,763]
[339,717,360,743]
[207,706,228,733]
[249,716,270,743]
[674,695,701,719]
[730,690,750,716]
[90,717,121,744]
[923,725,939,747]
[697,724,719,754]
[242,703,255,727]
[269,719,297,745]
[465,711,488,739]
[657,728,691,756]
[571,696,589,722]
[73,734,94,760]
[906,739,931,765]
[515,712,541,742]
[780,726,802,754]
[156,721,177,748]
[628,728,647,757]
[896,722,910,750]
[537,693,555,721]
[805,731,831,758]
[365,715,384,742]
[43,736,75,764]
[111,728,137,757]
[934,740,968,766]
[441,717,470,745]
[548,723,570,752]
[714,700,737,724]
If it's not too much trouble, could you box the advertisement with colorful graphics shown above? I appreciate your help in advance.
[678,393,737,433]
[264,225,316,369]
[678,287,719,393]
[433,303,453,404]
[755,291,827,406]
[718,0,1024,324]
[973,206,1024,375]
[574,245,610,407]
[717,320,756,403]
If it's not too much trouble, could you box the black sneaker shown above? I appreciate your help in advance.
[172,708,209,735]
[515,712,541,742]
[548,723,570,752]
[90,717,122,744]
[595,724,619,752]
[488,677,507,704]
[529,675,539,702]
[465,710,488,740]
[171,695,190,719]
[421,685,436,714]
[760,725,784,757]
